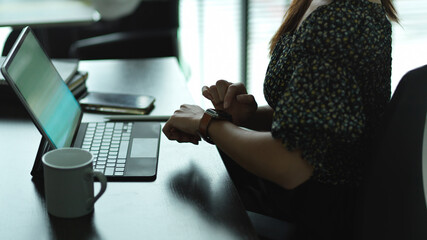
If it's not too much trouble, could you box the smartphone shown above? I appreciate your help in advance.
[79,92,155,115]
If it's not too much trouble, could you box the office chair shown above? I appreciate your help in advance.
[2,0,179,60]
[69,0,179,60]
[355,65,427,240]
[2,27,79,58]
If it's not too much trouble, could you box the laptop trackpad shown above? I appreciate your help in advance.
[130,138,158,158]
[126,138,159,176]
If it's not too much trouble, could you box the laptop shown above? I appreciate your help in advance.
[1,27,160,181]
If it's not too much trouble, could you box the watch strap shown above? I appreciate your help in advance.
[198,108,231,144]
[199,110,214,144]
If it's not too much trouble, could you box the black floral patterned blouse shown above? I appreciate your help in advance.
[264,0,392,185]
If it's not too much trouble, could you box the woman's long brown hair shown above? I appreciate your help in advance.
[269,0,399,54]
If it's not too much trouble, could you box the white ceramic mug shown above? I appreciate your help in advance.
[42,148,107,218]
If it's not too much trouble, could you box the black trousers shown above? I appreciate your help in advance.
[218,149,359,240]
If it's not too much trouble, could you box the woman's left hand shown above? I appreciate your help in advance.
[162,104,204,144]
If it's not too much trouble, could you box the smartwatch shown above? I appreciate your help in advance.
[198,108,232,144]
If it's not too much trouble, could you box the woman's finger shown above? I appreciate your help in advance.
[208,85,221,105]
[236,94,256,104]
[202,86,213,100]
[216,80,231,103]
[224,82,247,109]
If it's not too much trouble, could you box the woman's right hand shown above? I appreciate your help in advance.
[202,80,258,126]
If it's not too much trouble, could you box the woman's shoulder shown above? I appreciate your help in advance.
[300,0,388,31]
[294,0,390,51]
[322,0,386,16]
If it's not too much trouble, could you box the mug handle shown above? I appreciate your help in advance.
[92,171,107,205]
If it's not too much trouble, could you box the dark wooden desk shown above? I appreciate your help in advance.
[0,58,257,239]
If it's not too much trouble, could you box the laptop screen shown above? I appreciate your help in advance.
[1,27,81,149]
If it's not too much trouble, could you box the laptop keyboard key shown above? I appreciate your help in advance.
[118,141,129,158]
[105,167,115,176]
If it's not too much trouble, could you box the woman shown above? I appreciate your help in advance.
[163,0,398,238]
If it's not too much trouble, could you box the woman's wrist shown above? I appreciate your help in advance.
[198,109,232,144]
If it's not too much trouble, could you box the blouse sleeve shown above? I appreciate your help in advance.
[271,8,366,171]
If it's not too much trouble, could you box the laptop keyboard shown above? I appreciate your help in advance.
[81,122,133,176]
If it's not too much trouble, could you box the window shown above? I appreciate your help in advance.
[247,0,289,105]
[179,0,244,106]
[391,0,427,92]
[179,0,427,106]
[179,0,288,106]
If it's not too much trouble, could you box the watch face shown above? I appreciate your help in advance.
[206,108,219,118]
[206,108,231,121]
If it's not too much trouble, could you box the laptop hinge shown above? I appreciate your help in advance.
[31,137,52,179]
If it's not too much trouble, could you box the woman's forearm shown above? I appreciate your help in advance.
[208,120,313,189]
[241,105,274,131]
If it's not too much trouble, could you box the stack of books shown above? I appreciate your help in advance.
[0,57,88,100]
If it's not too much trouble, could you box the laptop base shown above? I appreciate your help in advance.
[31,136,158,182]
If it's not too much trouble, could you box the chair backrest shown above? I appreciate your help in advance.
[356,65,427,240]
[68,0,180,60]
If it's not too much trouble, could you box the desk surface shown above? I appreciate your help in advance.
[0,58,257,239]
[79,58,194,117]
[0,0,97,28]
